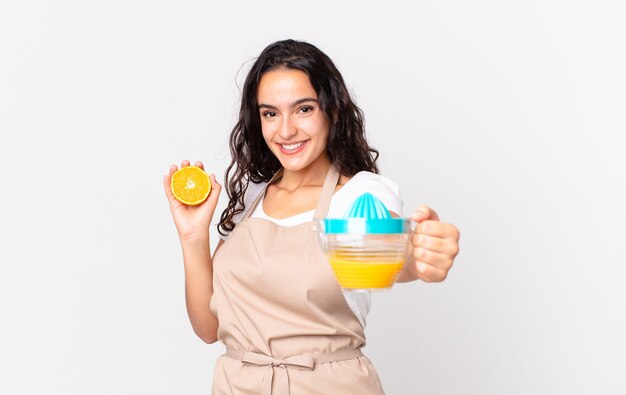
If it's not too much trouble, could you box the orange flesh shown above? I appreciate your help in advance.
[170,166,211,206]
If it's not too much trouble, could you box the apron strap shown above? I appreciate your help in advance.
[313,165,340,219]
[241,168,284,221]
[226,347,363,395]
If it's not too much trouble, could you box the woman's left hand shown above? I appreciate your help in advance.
[408,205,460,282]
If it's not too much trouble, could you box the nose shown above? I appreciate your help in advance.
[278,115,298,140]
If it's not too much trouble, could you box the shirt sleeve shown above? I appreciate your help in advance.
[328,171,404,218]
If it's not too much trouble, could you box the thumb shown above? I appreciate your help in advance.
[411,205,440,222]
[163,174,176,203]
[206,174,222,205]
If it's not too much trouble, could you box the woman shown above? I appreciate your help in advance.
[163,39,460,394]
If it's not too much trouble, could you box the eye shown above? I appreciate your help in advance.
[262,111,277,118]
[298,105,314,115]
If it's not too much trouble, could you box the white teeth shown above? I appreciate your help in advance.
[281,141,305,150]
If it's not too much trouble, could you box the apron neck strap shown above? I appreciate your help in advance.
[241,165,340,221]
[241,168,284,221]
[313,165,340,219]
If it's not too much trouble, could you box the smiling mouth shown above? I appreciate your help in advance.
[281,141,305,150]
[278,140,308,154]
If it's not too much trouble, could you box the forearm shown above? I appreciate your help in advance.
[180,232,219,343]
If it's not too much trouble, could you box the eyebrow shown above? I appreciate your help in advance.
[258,97,319,110]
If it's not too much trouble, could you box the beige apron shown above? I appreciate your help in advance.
[210,166,385,395]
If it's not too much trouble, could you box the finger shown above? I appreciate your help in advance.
[163,174,175,202]
[411,205,439,222]
[205,174,222,204]
[412,233,460,257]
[416,220,460,239]
[411,260,448,282]
[168,164,178,177]
[412,247,454,271]
[195,161,204,170]
[181,159,190,167]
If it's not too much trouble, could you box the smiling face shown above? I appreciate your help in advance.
[257,68,330,173]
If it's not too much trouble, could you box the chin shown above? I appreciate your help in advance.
[279,161,309,172]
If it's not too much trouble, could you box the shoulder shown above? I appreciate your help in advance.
[342,171,401,195]
[218,180,267,241]
[242,181,267,207]
[330,171,403,217]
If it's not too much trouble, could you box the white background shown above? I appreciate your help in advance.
[1,0,625,394]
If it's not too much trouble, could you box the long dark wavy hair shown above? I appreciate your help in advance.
[217,39,380,237]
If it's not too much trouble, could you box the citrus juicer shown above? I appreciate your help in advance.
[315,193,411,291]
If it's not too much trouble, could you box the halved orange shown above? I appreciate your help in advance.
[170,166,211,206]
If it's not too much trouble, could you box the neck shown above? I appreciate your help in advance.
[278,155,331,191]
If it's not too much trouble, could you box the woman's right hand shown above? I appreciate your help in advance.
[162,160,222,241]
